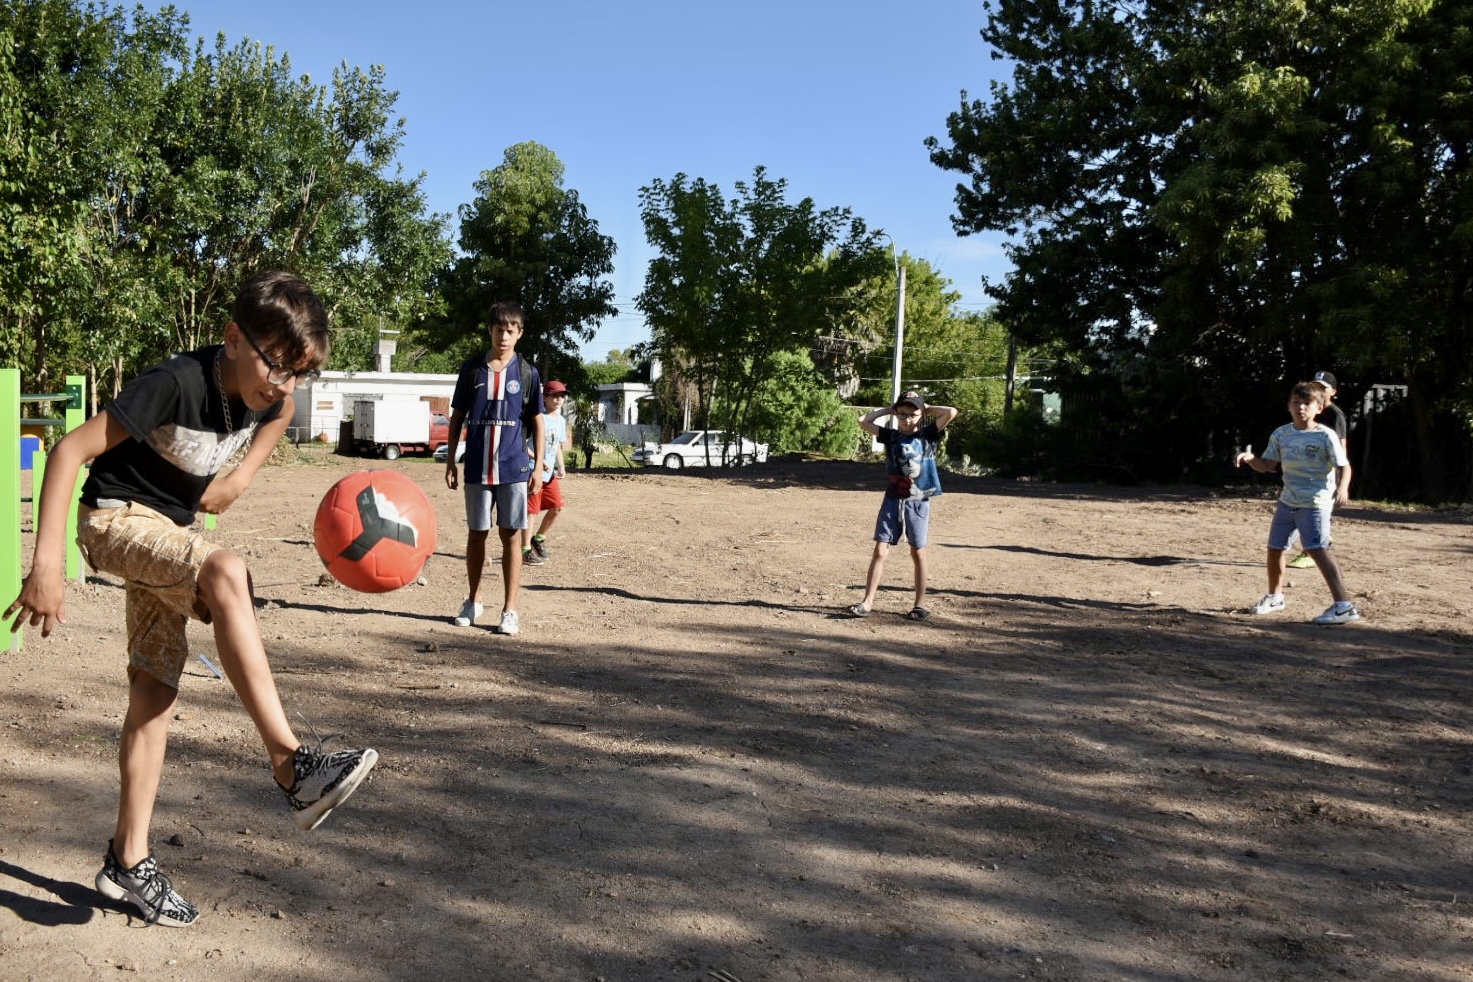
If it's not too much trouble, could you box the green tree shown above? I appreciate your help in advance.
[852,254,1014,465]
[736,349,863,457]
[144,35,450,368]
[584,354,634,388]
[637,166,886,450]
[0,0,174,395]
[928,0,1473,496]
[433,141,618,381]
[0,0,450,393]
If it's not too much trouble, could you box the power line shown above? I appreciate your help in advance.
[857,374,1017,383]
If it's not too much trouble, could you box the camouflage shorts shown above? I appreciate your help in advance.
[77,502,219,690]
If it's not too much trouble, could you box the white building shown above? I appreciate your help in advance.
[594,381,657,444]
[290,370,456,443]
[289,336,660,448]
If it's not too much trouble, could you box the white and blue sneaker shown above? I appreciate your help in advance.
[1247,594,1286,615]
[1313,603,1361,625]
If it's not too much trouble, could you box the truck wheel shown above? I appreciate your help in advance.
[383,444,401,461]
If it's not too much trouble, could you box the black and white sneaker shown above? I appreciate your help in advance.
[279,743,379,830]
[95,840,200,927]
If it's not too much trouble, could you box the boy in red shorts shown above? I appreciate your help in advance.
[523,380,569,565]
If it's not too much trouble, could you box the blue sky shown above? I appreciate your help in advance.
[142,0,1012,359]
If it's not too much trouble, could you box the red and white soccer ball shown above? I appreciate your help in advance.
[313,470,438,593]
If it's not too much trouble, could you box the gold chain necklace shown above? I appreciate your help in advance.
[214,348,234,433]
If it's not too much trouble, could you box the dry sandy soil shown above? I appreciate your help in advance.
[1,451,1470,982]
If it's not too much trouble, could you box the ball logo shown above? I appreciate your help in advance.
[338,485,421,562]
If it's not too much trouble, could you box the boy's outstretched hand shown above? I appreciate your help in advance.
[5,571,67,638]
[1235,451,1276,474]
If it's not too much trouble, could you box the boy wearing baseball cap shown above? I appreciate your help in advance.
[846,390,959,621]
[522,380,569,566]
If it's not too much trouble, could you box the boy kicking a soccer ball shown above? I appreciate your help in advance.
[5,272,378,927]
[1235,381,1361,625]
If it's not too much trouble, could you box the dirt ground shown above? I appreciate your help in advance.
[1,451,1470,982]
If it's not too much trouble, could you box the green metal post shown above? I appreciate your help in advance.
[2,369,20,648]
[64,376,85,580]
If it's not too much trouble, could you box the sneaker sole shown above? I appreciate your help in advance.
[295,748,379,831]
[95,870,198,928]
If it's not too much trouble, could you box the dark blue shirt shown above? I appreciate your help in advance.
[450,352,543,485]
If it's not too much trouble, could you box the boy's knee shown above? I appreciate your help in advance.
[128,669,179,714]
[197,551,251,607]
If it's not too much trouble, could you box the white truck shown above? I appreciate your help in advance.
[349,398,448,460]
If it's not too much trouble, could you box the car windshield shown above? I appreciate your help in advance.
[670,432,701,445]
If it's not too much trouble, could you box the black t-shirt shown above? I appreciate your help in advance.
[82,346,281,525]
[1321,402,1347,444]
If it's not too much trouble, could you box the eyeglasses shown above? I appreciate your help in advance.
[240,329,321,386]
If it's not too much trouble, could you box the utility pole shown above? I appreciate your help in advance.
[1004,332,1018,415]
[873,235,907,452]
[890,260,907,406]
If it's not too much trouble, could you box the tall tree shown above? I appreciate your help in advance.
[0,0,175,395]
[0,0,450,394]
[852,254,1015,465]
[928,0,1473,496]
[433,141,617,379]
[637,167,886,447]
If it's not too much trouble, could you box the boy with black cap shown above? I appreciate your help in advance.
[1287,370,1349,568]
[846,390,959,621]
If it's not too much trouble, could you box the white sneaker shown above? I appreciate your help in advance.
[497,610,520,635]
[1247,594,1286,615]
[452,600,483,627]
[1313,603,1361,625]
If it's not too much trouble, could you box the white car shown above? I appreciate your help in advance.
[432,442,465,463]
[633,430,769,470]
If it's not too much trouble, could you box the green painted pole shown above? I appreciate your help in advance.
[64,376,85,580]
[2,369,21,649]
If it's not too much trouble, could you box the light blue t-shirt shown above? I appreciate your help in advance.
[1261,423,1347,508]
[539,411,567,481]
